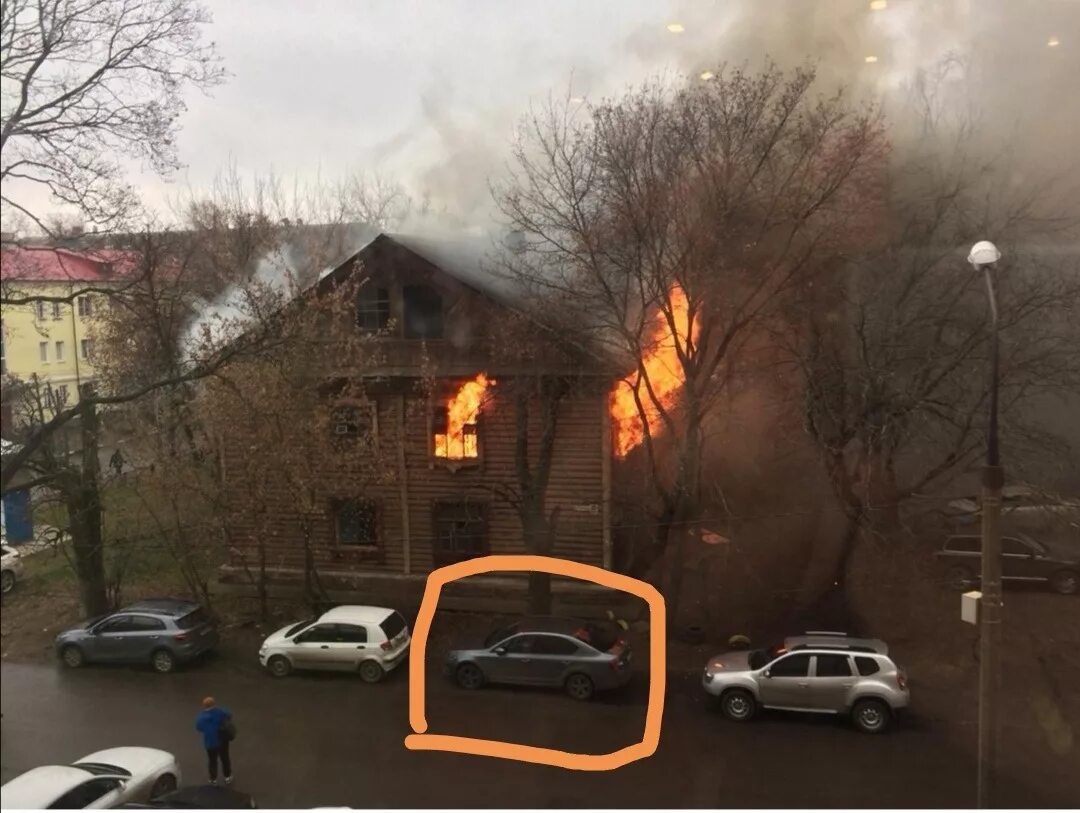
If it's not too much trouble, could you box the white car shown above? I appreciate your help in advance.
[259,605,410,682]
[2,544,24,593]
[0,747,181,809]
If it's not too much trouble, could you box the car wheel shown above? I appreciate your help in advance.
[267,655,292,677]
[720,688,757,722]
[61,645,85,668]
[0,569,14,594]
[852,698,891,734]
[150,773,178,799]
[359,660,385,683]
[455,662,485,690]
[151,648,176,674]
[946,565,975,591]
[1050,569,1079,596]
[564,672,595,701]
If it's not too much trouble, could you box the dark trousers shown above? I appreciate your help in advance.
[207,740,232,780]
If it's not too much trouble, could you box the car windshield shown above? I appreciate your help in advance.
[748,644,787,670]
[286,619,314,638]
[176,608,209,629]
[484,624,518,648]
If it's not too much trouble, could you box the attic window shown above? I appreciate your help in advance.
[403,284,443,339]
[356,285,390,334]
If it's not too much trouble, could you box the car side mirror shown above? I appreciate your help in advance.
[762,669,772,679]
[494,646,507,656]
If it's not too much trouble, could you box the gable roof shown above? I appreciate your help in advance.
[0,246,139,283]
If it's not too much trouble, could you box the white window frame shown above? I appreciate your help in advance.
[55,340,65,362]
[39,341,49,362]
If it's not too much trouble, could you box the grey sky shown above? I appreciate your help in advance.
[10,0,1080,229]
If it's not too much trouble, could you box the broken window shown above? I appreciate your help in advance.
[432,374,490,461]
[402,284,443,339]
[333,499,377,546]
[433,501,488,565]
[331,404,371,438]
[356,285,391,334]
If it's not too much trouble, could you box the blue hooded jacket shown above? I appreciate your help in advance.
[195,706,232,750]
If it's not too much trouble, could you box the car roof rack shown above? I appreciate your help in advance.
[805,630,848,636]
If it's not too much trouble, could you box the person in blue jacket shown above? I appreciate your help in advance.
[195,696,233,785]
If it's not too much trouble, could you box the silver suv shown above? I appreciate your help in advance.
[702,631,909,733]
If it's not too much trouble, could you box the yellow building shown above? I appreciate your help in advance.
[1,247,127,415]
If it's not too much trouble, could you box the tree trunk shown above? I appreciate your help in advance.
[524,503,559,614]
[67,397,109,616]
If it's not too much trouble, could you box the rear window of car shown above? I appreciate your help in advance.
[379,611,407,640]
[572,622,619,651]
[855,656,881,676]
[177,608,210,629]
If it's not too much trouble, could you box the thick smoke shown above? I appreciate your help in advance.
[374,0,1079,226]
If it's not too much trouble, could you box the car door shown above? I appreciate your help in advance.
[480,633,538,684]
[328,623,369,669]
[48,777,126,809]
[120,615,168,662]
[529,634,584,686]
[290,624,341,670]
[758,653,812,709]
[89,615,136,662]
[807,653,856,711]
[1001,536,1045,581]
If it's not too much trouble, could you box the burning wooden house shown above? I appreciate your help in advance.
[217,233,616,599]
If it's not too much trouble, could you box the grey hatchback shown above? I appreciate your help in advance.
[446,617,633,700]
[56,599,219,673]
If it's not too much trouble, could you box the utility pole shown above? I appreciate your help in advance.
[970,242,1003,809]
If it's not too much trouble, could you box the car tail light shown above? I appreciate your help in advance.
[610,657,623,671]
[897,670,908,690]
[381,640,393,651]
[174,632,189,641]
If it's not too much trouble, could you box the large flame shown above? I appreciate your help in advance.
[610,286,695,457]
[435,373,490,459]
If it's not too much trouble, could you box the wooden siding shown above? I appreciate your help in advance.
[221,385,608,576]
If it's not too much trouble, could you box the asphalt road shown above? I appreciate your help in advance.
[2,646,1073,809]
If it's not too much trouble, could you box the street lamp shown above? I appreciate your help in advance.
[968,239,1003,809]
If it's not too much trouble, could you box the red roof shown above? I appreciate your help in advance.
[0,247,139,283]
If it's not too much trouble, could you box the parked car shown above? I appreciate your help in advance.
[0,747,181,809]
[55,599,219,673]
[1,543,24,593]
[702,631,909,733]
[936,533,1080,595]
[259,605,410,682]
[119,784,256,808]
[446,616,633,701]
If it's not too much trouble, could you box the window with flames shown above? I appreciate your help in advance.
[432,373,491,461]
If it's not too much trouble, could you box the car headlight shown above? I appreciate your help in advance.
[703,670,714,683]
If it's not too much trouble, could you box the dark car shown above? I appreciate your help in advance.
[936,533,1079,595]
[120,784,256,808]
[55,599,220,673]
[446,617,633,700]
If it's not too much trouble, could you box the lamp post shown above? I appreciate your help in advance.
[968,239,1002,809]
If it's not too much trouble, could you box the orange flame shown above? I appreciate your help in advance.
[435,373,490,459]
[609,286,695,457]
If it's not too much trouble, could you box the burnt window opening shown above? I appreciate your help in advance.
[403,284,443,339]
[433,501,488,566]
[432,405,480,460]
[356,285,391,334]
[334,499,378,547]
[331,404,372,438]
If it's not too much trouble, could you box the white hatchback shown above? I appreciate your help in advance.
[259,605,410,682]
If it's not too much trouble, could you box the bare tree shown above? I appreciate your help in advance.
[495,64,886,625]
[0,0,225,235]
[776,69,1080,607]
